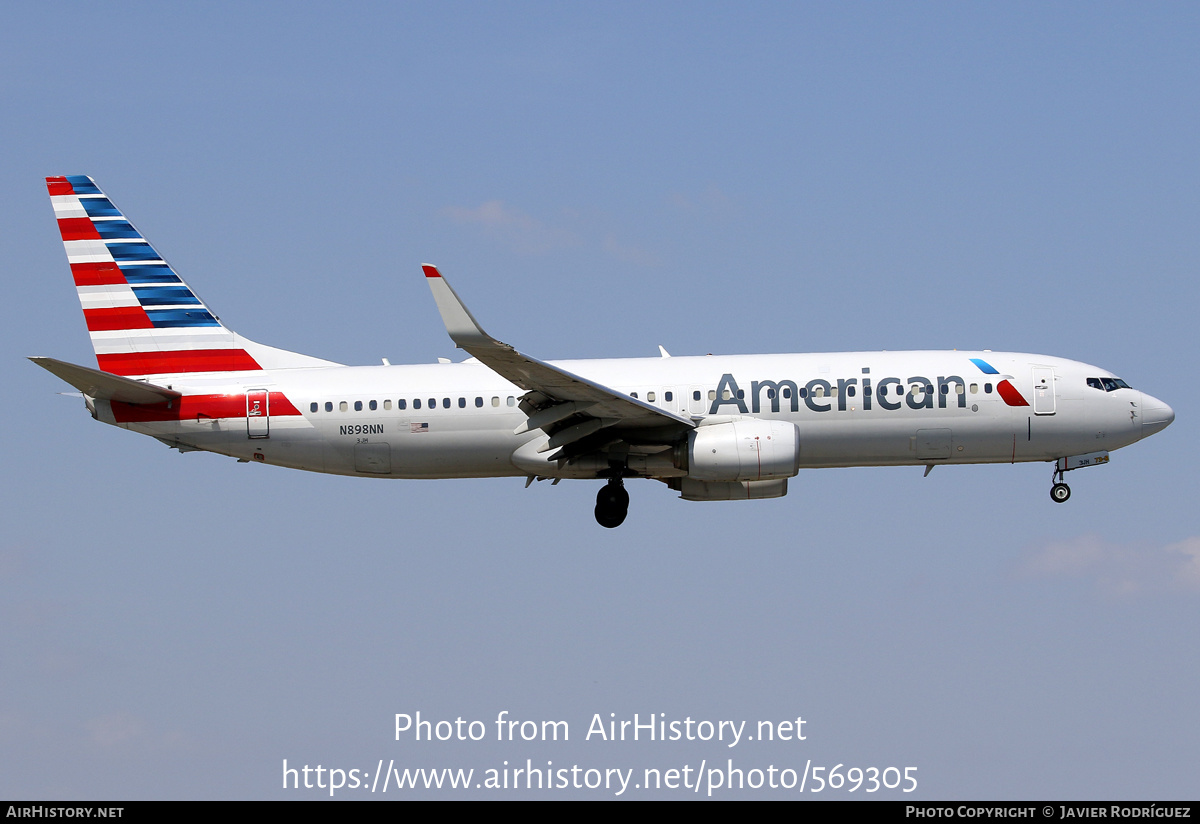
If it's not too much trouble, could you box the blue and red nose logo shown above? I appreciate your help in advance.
[970,358,1029,407]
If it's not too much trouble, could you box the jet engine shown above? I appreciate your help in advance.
[687,419,801,482]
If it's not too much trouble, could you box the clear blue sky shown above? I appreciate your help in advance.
[2,3,1197,798]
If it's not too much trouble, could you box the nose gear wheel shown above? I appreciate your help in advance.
[1049,464,1071,504]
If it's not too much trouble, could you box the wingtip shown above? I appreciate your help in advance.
[421,264,441,278]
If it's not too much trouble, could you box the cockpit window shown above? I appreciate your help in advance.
[1088,377,1133,392]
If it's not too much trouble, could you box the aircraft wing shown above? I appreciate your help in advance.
[30,356,182,405]
[423,265,694,458]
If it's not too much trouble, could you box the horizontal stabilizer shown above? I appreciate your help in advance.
[30,356,182,405]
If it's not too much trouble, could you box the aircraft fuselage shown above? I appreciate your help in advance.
[94,350,1166,480]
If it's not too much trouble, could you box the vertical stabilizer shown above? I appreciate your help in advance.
[46,176,337,379]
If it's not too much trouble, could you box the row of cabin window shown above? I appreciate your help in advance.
[309,396,518,413]
[631,383,992,402]
[307,381,1001,415]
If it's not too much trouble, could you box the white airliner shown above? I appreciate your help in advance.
[33,176,1174,527]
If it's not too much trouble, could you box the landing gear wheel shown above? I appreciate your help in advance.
[1050,482,1071,503]
[594,480,630,528]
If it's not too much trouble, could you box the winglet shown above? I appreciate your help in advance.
[422,264,499,349]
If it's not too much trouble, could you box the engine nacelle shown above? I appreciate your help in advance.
[672,477,789,501]
[687,419,800,482]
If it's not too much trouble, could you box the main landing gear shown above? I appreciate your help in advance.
[594,479,629,528]
[1050,465,1071,504]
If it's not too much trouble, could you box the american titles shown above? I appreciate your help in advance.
[709,370,970,416]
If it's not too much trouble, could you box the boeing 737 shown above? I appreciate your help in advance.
[33,176,1174,527]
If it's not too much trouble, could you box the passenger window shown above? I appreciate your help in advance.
[767,388,776,399]
[475,397,483,408]
[458,397,466,408]
[369,400,378,411]
[630,392,638,399]
[492,396,500,407]
[665,391,673,402]
[383,400,392,410]
[847,386,856,398]
[956,384,964,395]
[310,402,318,413]
[428,398,436,408]
[397,399,406,410]
[693,390,702,401]
[814,386,825,398]
[984,383,992,394]
[354,401,363,411]
[414,399,422,409]
[507,396,516,406]
[708,390,716,401]
[647,391,656,402]
[782,388,791,399]
[325,402,333,412]
[970,383,978,394]
[339,401,348,412]
[442,398,450,409]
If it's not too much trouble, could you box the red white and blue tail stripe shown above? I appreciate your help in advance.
[47,176,336,378]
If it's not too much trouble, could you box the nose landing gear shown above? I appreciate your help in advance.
[1047,451,1111,503]
[1050,465,1071,503]
[594,479,629,528]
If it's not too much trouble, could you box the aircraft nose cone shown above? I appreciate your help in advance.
[1141,393,1175,436]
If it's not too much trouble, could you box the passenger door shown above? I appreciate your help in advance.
[1032,367,1056,416]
